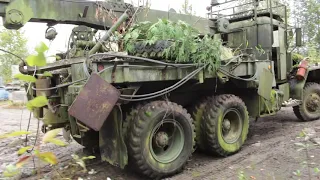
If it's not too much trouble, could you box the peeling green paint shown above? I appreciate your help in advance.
[6,0,34,26]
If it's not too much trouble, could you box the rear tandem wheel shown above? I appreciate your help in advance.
[191,98,209,151]
[201,94,249,156]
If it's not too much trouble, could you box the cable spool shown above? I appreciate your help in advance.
[45,26,58,41]
[216,18,229,33]
[210,18,230,34]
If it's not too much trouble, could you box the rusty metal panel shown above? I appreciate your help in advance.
[68,73,120,131]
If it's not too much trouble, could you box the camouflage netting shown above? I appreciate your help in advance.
[123,19,234,73]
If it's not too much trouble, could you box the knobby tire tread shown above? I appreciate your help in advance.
[202,94,249,156]
[126,101,195,179]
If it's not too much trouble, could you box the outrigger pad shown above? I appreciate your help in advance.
[68,73,120,131]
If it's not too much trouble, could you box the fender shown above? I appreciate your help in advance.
[290,64,320,100]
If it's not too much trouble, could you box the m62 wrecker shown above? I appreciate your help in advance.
[1,0,319,178]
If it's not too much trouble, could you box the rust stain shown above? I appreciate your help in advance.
[68,73,120,131]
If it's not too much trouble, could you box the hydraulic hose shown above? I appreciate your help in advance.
[89,52,199,68]
[31,78,87,91]
[119,66,205,101]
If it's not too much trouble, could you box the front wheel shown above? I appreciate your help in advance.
[202,94,249,156]
[293,82,320,121]
[127,101,195,179]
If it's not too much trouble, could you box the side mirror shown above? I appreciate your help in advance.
[296,28,302,47]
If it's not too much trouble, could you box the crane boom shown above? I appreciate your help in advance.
[0,0,132,29]
[0,0,210,34]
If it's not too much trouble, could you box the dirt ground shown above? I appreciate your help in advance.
[1,103,320,180]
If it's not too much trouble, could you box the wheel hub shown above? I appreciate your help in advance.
[155,131,169,147]
[223,119,231,131]
[221,109,243,144]
[306,93,320,112]
[150,119,185,163]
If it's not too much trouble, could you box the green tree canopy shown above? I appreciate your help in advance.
[180,0,196,15]
[0,29,29,83]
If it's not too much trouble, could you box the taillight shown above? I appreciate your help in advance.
[97,64,104,72]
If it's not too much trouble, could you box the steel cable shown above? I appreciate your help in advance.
[119,66,205,101]
[120,66,205,98]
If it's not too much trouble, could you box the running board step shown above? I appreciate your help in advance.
[282,98,302,107]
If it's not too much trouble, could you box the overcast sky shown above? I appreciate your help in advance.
[2,0,293,60]
[15,0,210,60]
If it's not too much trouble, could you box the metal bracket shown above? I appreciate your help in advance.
[282,98,302,107]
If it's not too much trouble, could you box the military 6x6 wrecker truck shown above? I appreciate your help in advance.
[0,0,319,178]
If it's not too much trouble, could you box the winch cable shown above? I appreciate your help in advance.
[32,65,204,101]
[32,64,188,91]
[119,66,205,101]
[89,53,199,68]
[92,64,204,100]
[31,78,87,91]
[218,59,259,82]
[120,66,205,98]
[220,55,243,67]
[97,64,195,75]
[34,53,258,97]
[218,68,258,81]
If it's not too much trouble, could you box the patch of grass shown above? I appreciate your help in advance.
[191,170,201,177]
[238,170,248,180]
[0,100,11,106]
[2,100,26,109]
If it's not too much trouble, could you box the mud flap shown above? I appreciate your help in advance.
[258,68,274,100]
[99,106,128,169]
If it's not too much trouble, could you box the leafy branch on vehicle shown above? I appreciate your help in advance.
[123,19,233,73]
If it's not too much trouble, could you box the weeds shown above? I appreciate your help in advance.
[293,129,320,179]
[191,170,201,177]
[293,170,302,177]
[0,42,70,179]
[237,170,248,180]
[1,100,26,109]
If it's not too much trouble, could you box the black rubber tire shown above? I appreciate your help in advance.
[127,101,195,179]
[191,98,209,151]
[293,82,320,121]
[202,94,249,156]
[129,40,173,60]
[123,104,142,141]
